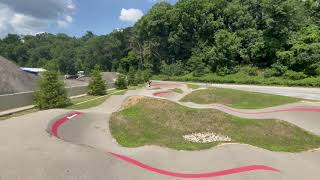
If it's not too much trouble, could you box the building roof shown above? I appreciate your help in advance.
[20,67,46,73]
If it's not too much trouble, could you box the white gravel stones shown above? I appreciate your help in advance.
[183,133,232,143]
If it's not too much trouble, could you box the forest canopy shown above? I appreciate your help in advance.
[0,0,319,80]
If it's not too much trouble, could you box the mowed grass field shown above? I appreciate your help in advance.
[66,90,126,110]
[110,97,320,152]
[181,88,303,109]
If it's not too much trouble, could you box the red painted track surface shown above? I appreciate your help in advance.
[51,112,82,138]
[50,112,280,179]
[109,152,279,178]
[153,91,175,97]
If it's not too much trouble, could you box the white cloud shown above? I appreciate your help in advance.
[119,8,144,23]
[65,15,73,23]
[0,0,75,37]
[57,15,73,28]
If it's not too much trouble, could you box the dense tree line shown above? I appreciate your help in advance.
[0,0,320,80]
[0,29,132,75]
[130,0,320,77]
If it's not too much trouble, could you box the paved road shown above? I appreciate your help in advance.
[154,80,320,100]
[1,82,320,180]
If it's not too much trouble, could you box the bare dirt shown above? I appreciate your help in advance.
[0,56,38,95]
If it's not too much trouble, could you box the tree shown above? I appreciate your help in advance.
[135,69,144,84]
[1,0,320,80]
[115,74,128,89]
[127,66,137,86]
[206,30,241,72]
[142,69,152,82]
[34,63,70,109]
[277,24,320,75]
[88,65,107,96]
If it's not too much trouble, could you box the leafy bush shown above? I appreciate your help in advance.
[263,68,277,78]
[284,70,307,80]
[193,62,209,77]
[271,63,288,76]
[153,72,320,87]
[88,65,106,96]
[216,66,238,76]
[142,69,152,82]
[34,66,70,109]
[305,63,320,76]
[161,61,186,76]
[239,66,258,76]
[115,74,128,89]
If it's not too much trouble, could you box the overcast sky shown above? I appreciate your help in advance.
[0,0,176,38]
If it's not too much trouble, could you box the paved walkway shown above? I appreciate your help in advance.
[154,80,320,100]
[1,82,320,180]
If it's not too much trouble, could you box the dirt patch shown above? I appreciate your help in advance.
[120,96,144,110]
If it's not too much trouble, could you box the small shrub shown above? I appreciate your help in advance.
[305,63,320,76]
[217,67,231,76]
[115,74,128,89]
[284,70,307,80]
[161,61,186,76]
[88,65,106,96]
[239,66,258,76]
[263,68,277,78]
[271,63,288,76]
[193,61,209,77]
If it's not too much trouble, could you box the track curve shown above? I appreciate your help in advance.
[48,112,280,179]
[45,85,320,179]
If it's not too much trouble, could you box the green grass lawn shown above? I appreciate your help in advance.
[71,95,98,104]
[0,108,38,121]
[0,89,126,120]
[187,83,200,89]
[128,84,146,90]
[170,88,183,94]
[113,90,128,95]
[181,88,302,109]
[66,89,125,110]
[110,97,320,152]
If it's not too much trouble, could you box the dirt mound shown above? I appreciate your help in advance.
[0,56,38,95]
[120,96,145,110]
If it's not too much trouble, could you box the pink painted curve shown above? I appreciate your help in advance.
[153,91,174,97]
[51,112,82,138]
[215,105,320,115]
[50,112,280,178]
[109,152,280,178]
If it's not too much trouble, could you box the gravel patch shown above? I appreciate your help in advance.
[183,133,232,143]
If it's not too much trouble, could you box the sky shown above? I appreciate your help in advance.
[0,0,176,38]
